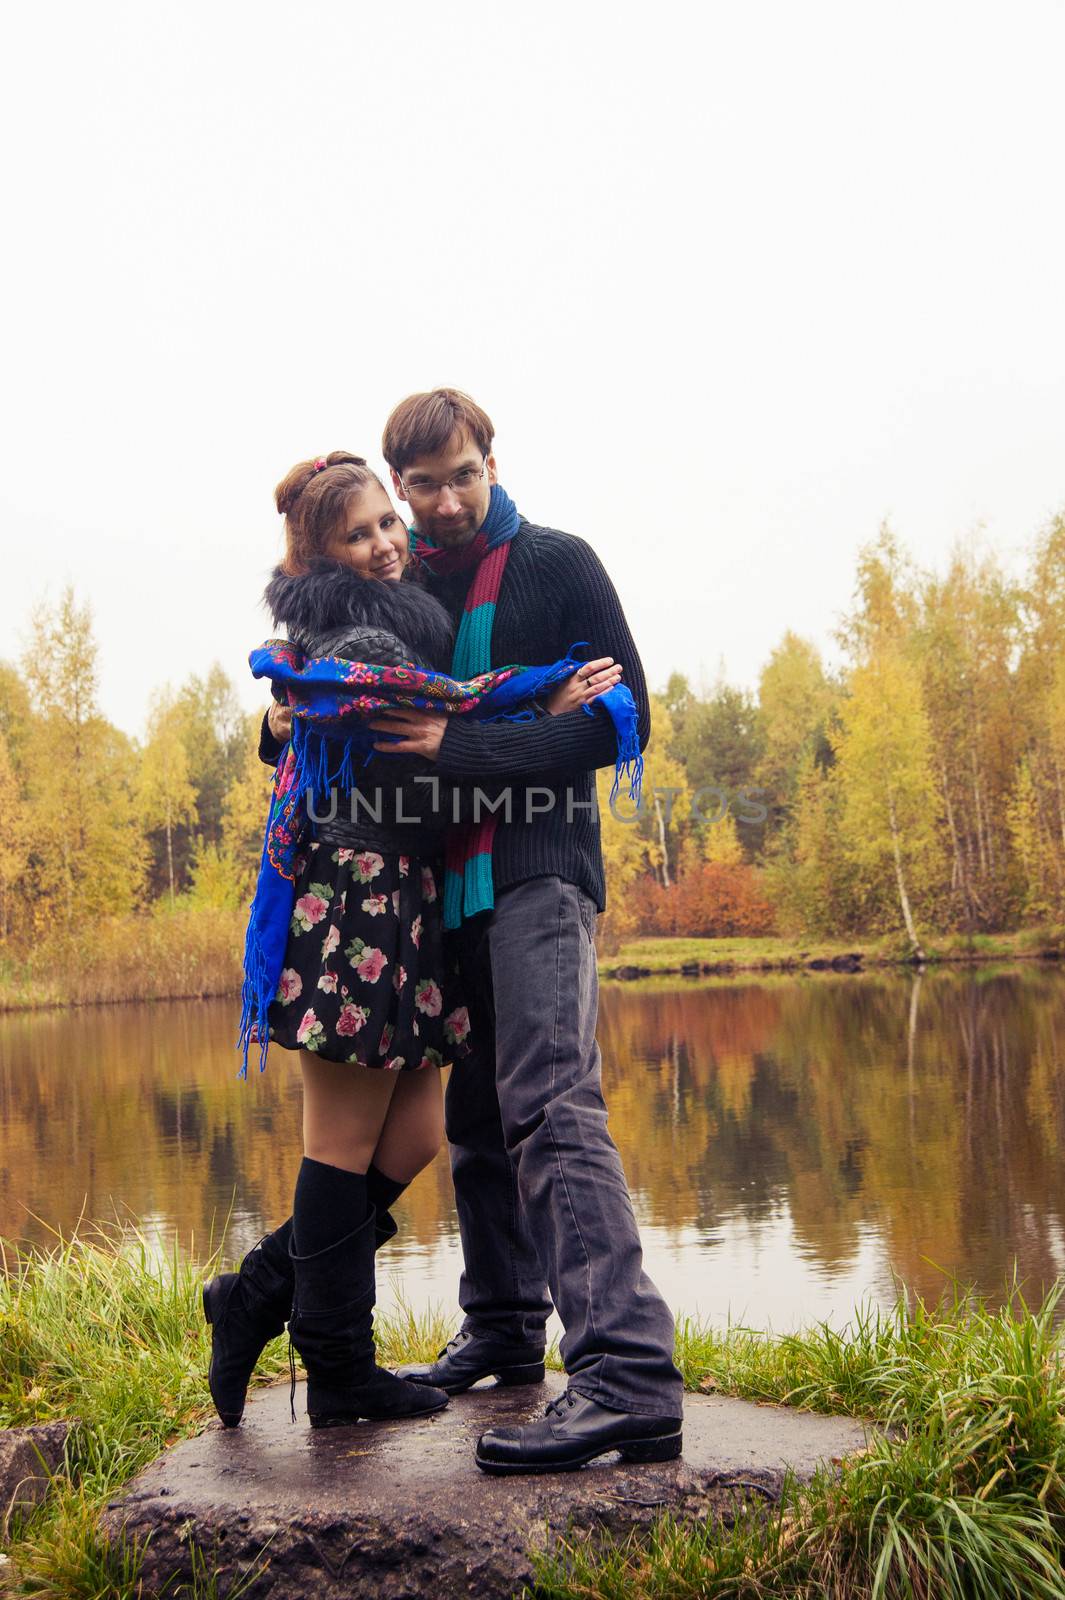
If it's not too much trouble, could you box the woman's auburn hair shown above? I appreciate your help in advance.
[381,388,494,474]
[274,452,384,576]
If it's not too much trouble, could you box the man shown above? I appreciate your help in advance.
[369,388,683,1474]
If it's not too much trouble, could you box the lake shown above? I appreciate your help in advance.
[3,965,1064,1333]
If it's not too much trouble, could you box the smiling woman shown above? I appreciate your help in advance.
[201,448,470,1438]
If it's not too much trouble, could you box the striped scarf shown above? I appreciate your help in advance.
[412,482,520,927]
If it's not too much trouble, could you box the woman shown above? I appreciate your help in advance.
[203,452,621,1432]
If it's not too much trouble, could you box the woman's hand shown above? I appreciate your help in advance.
[545,657,623,716]
[267,701,293,743]
[369,709,446,760]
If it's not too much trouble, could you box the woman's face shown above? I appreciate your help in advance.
[324,482,408,580]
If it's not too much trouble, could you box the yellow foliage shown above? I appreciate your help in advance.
[222,713,277,901]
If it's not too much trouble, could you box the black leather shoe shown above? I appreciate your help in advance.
[395,1328,546,1394]
[475,1389,683,1474]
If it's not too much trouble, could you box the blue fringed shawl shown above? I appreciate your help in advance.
[237,642,642,1075]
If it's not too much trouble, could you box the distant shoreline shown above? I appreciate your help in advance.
[2,922,1062,1015]
[599,928,1065,980]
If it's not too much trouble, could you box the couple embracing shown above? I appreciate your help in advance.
[204,388,684,1474]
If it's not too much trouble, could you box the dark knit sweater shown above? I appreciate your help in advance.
[259,519,649,910]
[425,518,650,912]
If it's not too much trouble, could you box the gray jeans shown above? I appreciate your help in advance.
[444,876,683,1416]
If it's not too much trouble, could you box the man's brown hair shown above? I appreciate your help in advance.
[381,388,494,474]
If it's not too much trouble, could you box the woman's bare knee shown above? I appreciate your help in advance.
[300,1053,398,1173]
[371,1070,444,1182]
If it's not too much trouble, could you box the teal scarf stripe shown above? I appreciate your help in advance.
[443,849,493,930]
[427,484,521,928]
[452,599,497,682]
[461,851,494,922]
[442,865,463,931]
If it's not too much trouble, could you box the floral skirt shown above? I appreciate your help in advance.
[267,840,471,1071]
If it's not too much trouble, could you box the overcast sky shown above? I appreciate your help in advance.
[4,1,1064,735]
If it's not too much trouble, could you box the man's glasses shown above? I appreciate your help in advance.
[400,458,488,505]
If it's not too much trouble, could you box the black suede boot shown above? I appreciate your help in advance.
[366,1163,409,1250]
[288,1208,449,1428]
[202,1219,294,1427]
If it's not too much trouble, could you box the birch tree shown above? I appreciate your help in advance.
[834,649,944,957]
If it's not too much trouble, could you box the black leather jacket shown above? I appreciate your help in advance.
[260,560,458,852]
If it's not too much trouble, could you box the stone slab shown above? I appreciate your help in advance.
[0,1421,72,1530]
[101,1372,868,1599]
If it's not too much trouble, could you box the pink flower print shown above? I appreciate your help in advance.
[415,977,442,1017]
[336,1002,370,1036]
[379,1022,395,1055]
[410,913,423,949]
[296,1008,325,1051]
[321,924,340,959]
[398,856,410,877]
[317,970,338,994]
[392,889,401,916]
[421,865,438,902]
[354,851,384,883]
[418,1048,444,1070]
[383,1055,406,1070]
[356,946,388,983]
[276,968,303,1005]
[444,1006,471,1045]
[292,893,327,932]
[392,963,407,994]
[291,881,333,933]
[362,892,388,917]
[333,847,355,864]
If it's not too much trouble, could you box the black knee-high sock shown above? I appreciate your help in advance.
[292,1158,368,1256]
[366,1163,408,1220]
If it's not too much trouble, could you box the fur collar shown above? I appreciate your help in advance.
[263,559,454,671]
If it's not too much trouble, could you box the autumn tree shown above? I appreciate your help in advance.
[0,661,32,773]
[1013,513,1065,916]
[755,631,835,829]
[0,733,28,939]
[19,588,145,931]
[138,688,199,902]
[916,544,1021,929]
[1007,754,1062,919]
[665,675,765,858]
[221,712,278,902]
[172,665,246,881]
[834,649,944,956]
[763,751,865,936]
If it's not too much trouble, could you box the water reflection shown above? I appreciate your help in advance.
[1,967,1063,1330]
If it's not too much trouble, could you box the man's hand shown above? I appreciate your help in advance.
[268,701,293,743]
[370,709,446,759]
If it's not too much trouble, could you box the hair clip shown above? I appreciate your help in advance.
[313,457,327,472]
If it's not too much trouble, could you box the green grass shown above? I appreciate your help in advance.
[534,1283,1065,1599]
[600,926,1065,976]
[3,1230,1065,1598]
[0,1222,293,1595]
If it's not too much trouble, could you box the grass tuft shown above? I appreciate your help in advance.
[4,1227,1065,1599]
[534,1278,1065,1599]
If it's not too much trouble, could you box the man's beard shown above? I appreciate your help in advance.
[422,512,479,547]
